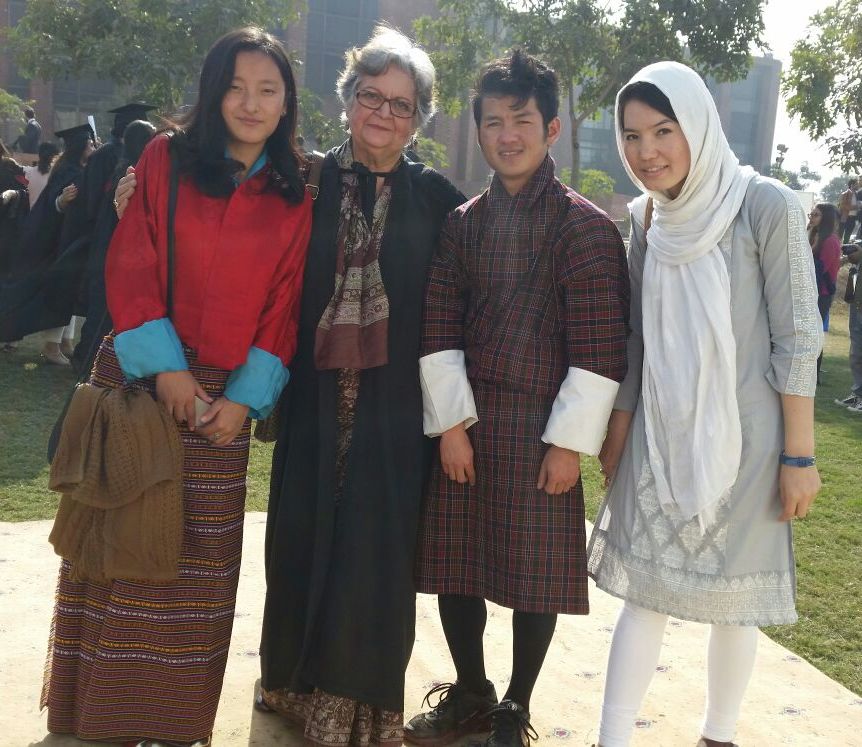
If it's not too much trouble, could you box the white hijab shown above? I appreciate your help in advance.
[615,61,757,530]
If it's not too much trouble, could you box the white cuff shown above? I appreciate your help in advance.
[419,349,478,437]
[541,367,620,456]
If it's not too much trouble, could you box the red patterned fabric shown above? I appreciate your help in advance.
[106,135,312,370]
[415,156,629,612]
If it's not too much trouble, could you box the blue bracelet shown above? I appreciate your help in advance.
[779,451,816,468]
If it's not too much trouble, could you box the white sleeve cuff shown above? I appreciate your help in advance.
[541,367,620,456]
[419,349,478,437]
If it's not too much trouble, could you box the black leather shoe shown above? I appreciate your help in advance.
[484,700,537,747]
[404,680,498,746]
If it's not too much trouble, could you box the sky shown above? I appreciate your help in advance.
[761,0,841,191]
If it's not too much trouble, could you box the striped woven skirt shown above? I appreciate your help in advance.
[41,334,251,743]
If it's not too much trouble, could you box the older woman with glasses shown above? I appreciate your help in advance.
[255,26,465,746]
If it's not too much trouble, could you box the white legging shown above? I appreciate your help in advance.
[598,601,759,746]
[42,316,81,344]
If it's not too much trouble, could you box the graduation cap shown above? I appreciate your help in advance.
[108,102,157,134]
[54,123,96,145]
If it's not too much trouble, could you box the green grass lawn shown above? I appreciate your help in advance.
[2,316,860,696]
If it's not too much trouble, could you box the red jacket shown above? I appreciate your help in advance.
[106,135,312,370]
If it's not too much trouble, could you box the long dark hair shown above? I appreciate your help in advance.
[617,81,678,128]
[37,142,60,174]
[811,202,839,252]
[50,132,92,178]
[168,27,304,203]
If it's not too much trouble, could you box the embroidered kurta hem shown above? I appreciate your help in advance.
[587,178,821,626]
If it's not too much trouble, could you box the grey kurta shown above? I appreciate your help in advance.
[587,175,821,627]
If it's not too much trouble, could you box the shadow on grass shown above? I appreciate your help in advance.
[0,339,77,489]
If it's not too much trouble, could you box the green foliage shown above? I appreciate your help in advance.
[297,88,346,152]
[412,134,449,170]
[771,160,821,191]
[821,174,854,204]
[783,1,862,170]
[560,167,615,202]
[414,0,766,185]
[583,168,616,202]
[413,0,506,118]
[9,0,302,110]
[0,88,31,126]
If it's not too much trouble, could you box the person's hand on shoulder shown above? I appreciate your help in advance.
[114,166,137,219]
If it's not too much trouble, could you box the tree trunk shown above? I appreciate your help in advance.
[567,81,582,190]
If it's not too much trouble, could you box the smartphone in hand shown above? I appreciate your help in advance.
[194,396,210,427]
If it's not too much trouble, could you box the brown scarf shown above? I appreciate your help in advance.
[314,143,395,370]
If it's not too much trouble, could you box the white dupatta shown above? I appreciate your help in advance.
[615,61,757,530]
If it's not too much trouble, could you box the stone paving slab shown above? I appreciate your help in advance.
[1,514,859,746]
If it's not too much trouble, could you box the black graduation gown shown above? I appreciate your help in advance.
[8,160,83,277]
[0,145,121,343]
[0,161,83,341]
[73,170,121,370]
[259,148,465,712]
[0,159,29,280]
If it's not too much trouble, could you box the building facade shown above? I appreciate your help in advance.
[2,0,780,211]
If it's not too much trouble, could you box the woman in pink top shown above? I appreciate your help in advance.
[809,202,841,382]
[808,202,841,331]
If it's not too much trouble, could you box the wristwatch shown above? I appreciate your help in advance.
[779,451,816,468]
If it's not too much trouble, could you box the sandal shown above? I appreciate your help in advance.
[254,692,274,712]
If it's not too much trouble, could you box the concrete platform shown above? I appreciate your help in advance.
[1,514,859,746]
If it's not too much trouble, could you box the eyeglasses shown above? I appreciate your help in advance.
[355,89,417,119]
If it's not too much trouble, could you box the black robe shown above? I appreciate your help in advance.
[0,144,121,344]
[73,168,122,370]
[0,160,84,341]
[0,158,29,280]
[259,146,465,712]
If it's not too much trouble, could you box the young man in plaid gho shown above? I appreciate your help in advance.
[406,51,630,747]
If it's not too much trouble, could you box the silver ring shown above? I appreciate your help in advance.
[212,432,221,441]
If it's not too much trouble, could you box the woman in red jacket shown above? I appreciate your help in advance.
[41,27,312,747]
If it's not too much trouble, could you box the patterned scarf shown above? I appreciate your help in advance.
[314,143,395,370]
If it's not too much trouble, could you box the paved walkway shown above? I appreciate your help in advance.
[1,514,860,746]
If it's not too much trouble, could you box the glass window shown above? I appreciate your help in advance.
[303,0,380,96]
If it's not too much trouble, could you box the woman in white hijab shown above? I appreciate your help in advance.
[587,61,822,746]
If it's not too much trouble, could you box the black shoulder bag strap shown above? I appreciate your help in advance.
[252,150,324,444]
[166,147,180,316]
[305,150,325,200]
[47,150,180,463]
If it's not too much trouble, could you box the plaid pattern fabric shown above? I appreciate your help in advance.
[416,156,629,611]
[416,379,588,613]
[422,156,629,395]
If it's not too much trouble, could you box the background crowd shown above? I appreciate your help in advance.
[0,17,850,747]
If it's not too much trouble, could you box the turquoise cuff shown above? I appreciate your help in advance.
[114,318,188,380]
[224,346,289,419]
